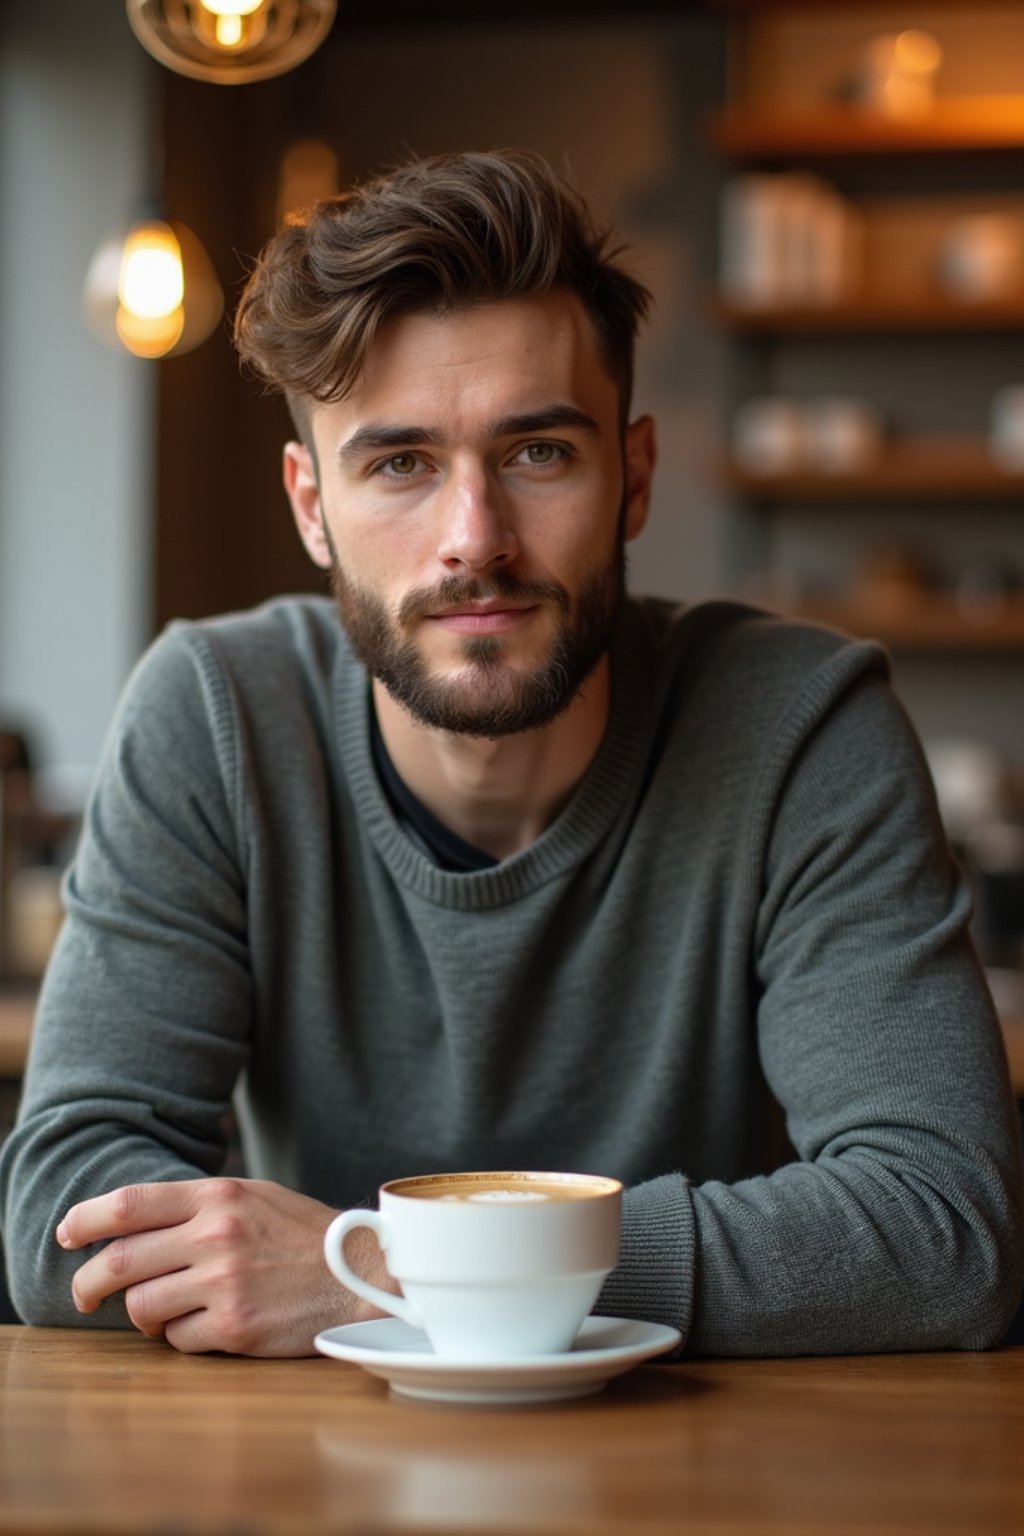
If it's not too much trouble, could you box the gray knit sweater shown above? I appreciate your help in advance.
[2,596,1021,1352]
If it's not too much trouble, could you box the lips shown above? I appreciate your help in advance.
[431,600,532,618]
[398,575,568,629]
[428,603,538,635]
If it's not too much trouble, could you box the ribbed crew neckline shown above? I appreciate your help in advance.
[336,604,654,910]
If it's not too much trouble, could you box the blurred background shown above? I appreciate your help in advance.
[1,0,1022,1038]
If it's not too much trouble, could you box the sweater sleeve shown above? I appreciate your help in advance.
[679,662,1023,1355]
[0,625,252,1329]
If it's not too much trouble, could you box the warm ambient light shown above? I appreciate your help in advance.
[893,29,943,75]
[126,0,337,85]
[119,221,184,319]
[116,301,186,359]
[863,28,943,120]
[198,0,266,52]
[82,218,224,360]
[115,222,185,358]
[277,139,339,226]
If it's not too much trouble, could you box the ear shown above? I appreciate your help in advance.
[283,441,332,570]
[623,415,656,543]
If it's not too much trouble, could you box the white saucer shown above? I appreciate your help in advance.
[314,1315,682,1404]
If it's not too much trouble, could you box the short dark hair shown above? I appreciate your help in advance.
[234,148,651,444]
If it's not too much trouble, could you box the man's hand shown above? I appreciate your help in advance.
[55,1178,398,1357]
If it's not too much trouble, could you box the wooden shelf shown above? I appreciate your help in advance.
[708,95,1024,158]
[727,440,1024,500]
[786,594,1024,650]
[715,292,1024,334]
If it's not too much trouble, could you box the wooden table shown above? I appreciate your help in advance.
[2,1328,1022,1535]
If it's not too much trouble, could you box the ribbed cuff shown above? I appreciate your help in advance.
[594,1172,695,1357]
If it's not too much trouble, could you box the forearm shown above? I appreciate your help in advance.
[0,628,254,1327]
[596,1113,1021,1360]
[1,1119,209,1327]
[688,1126,1022,1356]
[600,671,1024,1357]
[1,921,245,1327]
[595,1174,695,1351]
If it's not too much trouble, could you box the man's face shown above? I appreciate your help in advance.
[284,293,654,738]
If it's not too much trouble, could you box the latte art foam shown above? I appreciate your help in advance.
[445,1189,550,1203]
[394,1173,615,1203]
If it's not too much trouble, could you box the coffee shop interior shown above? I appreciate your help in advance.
[1,0,1023,1336]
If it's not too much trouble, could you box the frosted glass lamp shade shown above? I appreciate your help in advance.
[83,219,224,360]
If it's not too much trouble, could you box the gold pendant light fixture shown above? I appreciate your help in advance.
[87,3,336,358]
[126,0,337,85]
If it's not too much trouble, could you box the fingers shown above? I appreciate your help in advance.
[124,1270,208,1342]
[70,1225,190,1316]
[57,1180,210,1250]
[60,1178,244,1323]
[57,1176,360,1356]
[162,1311,220,1355]
[68,1207,260,1354]
[160,1307,272,1356]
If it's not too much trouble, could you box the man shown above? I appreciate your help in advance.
[1,151,1021,1357]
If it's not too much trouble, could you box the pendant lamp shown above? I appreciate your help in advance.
[126,0,337,85]
[82,208,224,361]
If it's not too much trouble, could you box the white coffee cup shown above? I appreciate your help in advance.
[323,1170,623,1362]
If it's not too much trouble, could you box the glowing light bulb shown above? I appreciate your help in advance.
[83,219,224,360]
[199,0,262,48]
[199,0,264,15]
[119,222,184,321]
[206,1,260,49]
[216,15,242,46]
[115,303,185,358]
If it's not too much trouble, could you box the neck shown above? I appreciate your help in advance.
[373,659,611,862]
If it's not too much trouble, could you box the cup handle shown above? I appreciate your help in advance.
[323,1210,423,1329]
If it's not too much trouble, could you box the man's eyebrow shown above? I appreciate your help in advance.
[336,405,601,466]
[337,424,440,464]
[489,406,601,439]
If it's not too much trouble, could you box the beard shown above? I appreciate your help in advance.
[328,539,626,739]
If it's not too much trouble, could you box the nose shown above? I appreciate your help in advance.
[436,464,518,573]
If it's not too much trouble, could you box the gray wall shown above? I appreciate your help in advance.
[0,0,153,776]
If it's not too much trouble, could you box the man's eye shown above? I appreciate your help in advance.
[382,453,420,476]
[520,442,563,465]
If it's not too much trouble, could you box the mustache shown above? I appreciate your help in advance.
[397,571,570,627]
